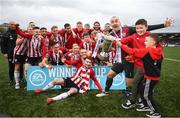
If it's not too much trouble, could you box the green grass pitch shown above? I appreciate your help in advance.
[0,47,180,117]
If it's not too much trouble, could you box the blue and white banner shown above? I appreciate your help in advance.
[27,66,126,91]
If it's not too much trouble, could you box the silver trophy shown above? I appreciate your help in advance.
[99,35,117,61]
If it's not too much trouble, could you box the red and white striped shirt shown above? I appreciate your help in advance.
[70,66,103,93]
[15,28,45,58]
[108,51,116,64]
[80,42,95,52]
[42,36,50,58]
[27,36,45,57]
[48,49,63,65]
[66,51,81,61]
[50,34,66,47]
[14,38,28,55]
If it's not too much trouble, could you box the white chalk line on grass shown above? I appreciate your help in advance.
[165,58,180,62]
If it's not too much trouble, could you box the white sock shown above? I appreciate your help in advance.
[52,92,69,101]
[42,81,54,91]
[14,71,20,85]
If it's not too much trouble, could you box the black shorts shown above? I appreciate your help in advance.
[111,61,134,78]
[25,57,41,66]
[62,78,79,90]
[123,61,134,78]
[13,54,26,64]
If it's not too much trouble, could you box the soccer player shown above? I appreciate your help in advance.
[80,32,95,55]
[119,34,163,118]
[62,48,88,68]
[13,35,28,89]
[40,27,51,60]
[34,57,103,104]
[73,21,85,40]
[39,42,67,68]
[84,23,93,35]
[104,23,112,32]
[66,44,81,61]
[61,23,82,49]
[49,26,65,47]
[93,21,102,33]
[15,25,45,79]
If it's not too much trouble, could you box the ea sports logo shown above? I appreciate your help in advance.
[29,70,46,86]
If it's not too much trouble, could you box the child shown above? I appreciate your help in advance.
[34,57,103,104]
[120,19,163,110]
[119,34,163,118]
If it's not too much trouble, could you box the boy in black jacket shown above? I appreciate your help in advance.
[119,34,163,118]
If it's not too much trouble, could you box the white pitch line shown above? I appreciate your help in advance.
[165,58,180,62]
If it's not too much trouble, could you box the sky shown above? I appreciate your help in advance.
[0,0,179,32]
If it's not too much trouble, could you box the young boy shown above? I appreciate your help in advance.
[34,57,103,104]
[120,19,162,109]
[119,34,163,118]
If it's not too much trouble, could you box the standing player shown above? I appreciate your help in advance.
[61,23,82,49]
[15,25,45,79]
[49,26,65,47]
[93,21,102,33]
[34,57,103,104]
[73,21,85,40]
[13,35,28,89]
[84,23,93,35]
[40,27,51,59]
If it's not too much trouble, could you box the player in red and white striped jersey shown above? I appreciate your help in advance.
[39,42,67,68]
[49,26,65,47]
[80,32,95,55]
[40,27,51,59]
[73,21,85,40]
[66,43,80,61]
[62,48,88,68]
[15,26,46,78]
[34,57,103,104]
[13,35,28,89]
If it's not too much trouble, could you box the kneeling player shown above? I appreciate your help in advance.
[39,42,67,68]
[34,57,103,104]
